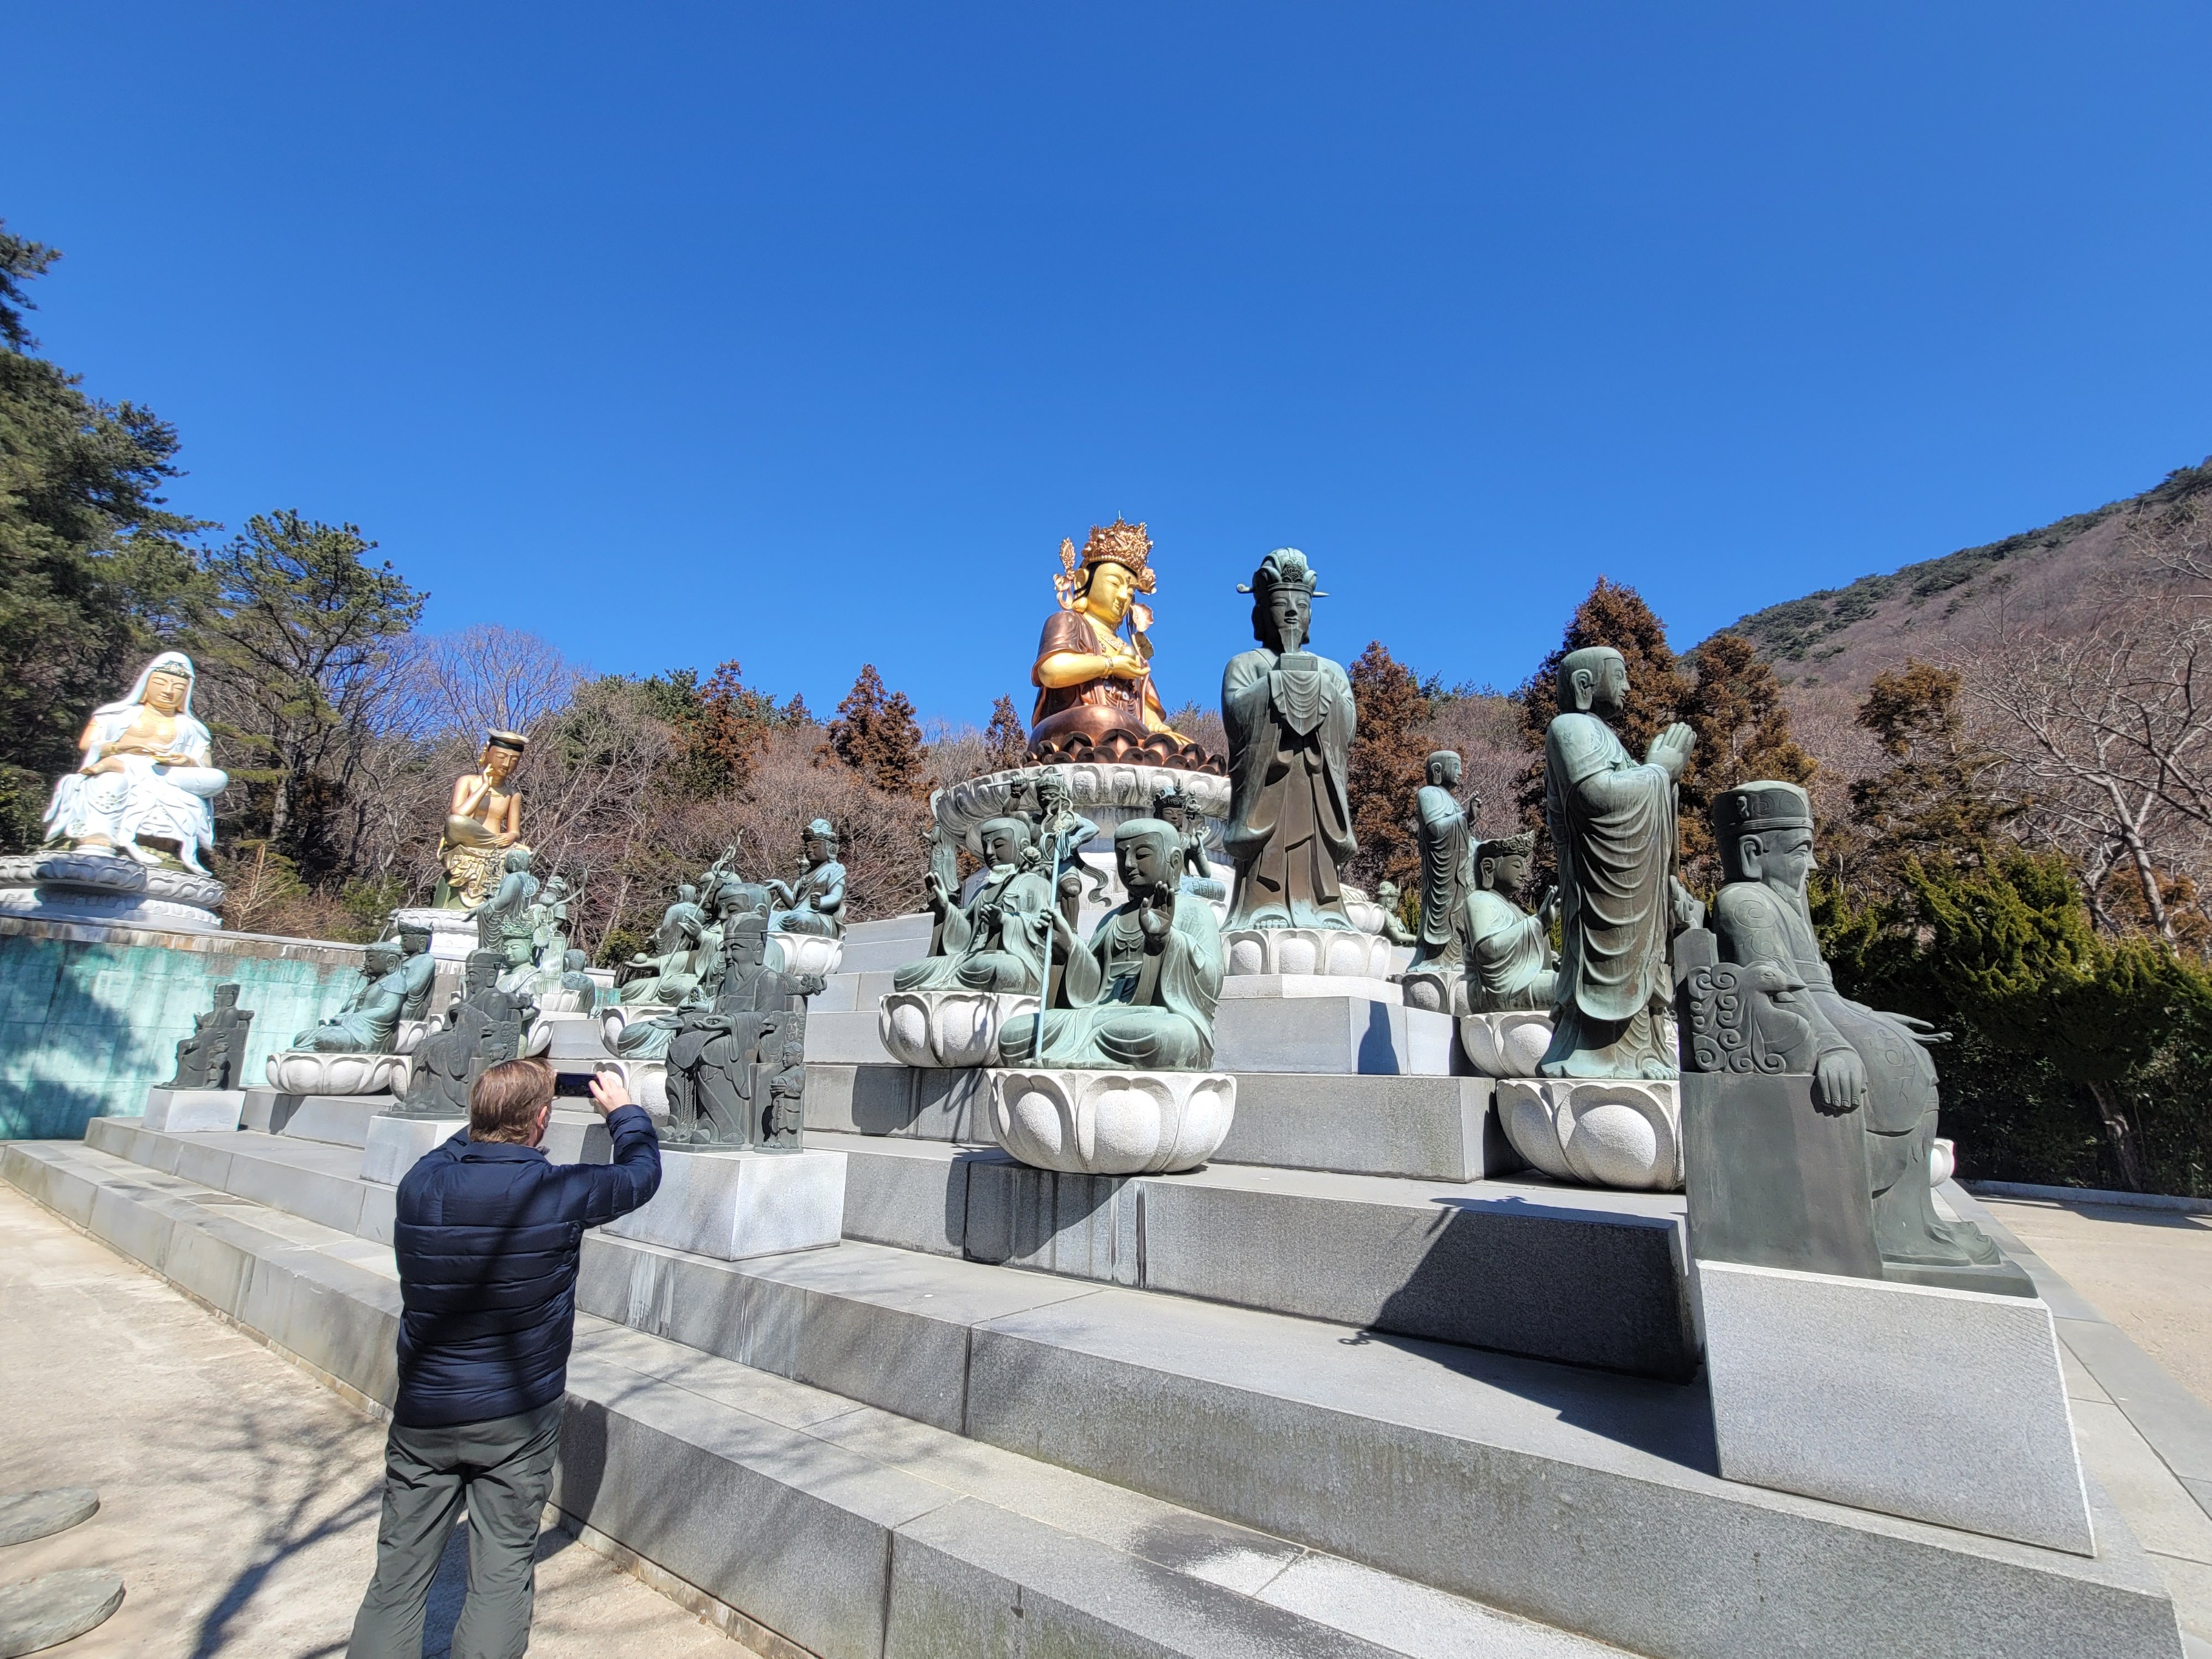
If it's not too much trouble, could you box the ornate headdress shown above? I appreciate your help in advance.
[1055,518,1158,609]
[1711,782,1813,841]
[1477,829,1538,861]
[1237,549,1326,599]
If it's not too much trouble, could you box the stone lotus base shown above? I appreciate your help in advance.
[265,1049,406,1096]
[535,985,595,1016]
[932,762,1230,853]
[1932,1135,1957,1186]
[389,905,479,961]
[1225,927,1395,980]
[1397,967,1464,1015]
[1457,1010,1556,1078]
[0,850,226,933]
[394,1017,438,1056]
[877,989,1037,1069]
[1340,886,1388,937]
[1497,1077,1681,1192]
[768,932,844,978]
[989,1068,1237,1175]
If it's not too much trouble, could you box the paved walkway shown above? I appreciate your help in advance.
[0,1184,759,1659]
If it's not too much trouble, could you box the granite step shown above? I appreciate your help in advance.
[0,1137,1632,1659]
[38,1119,2185,1659]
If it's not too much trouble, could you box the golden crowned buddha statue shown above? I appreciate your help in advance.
[434,730,529,909]
[1027,518,1217,771]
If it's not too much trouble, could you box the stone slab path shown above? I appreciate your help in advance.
[0,1183,762,1659]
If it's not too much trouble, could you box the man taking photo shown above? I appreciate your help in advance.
[348,1060,661,1658]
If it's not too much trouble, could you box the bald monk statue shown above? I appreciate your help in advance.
[998,818,1225,1071]
[1408,751,1473,975]
[1540,647,1696,1079]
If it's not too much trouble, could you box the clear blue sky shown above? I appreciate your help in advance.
[10,3,2208,726]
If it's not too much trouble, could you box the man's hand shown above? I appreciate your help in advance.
[1646,723,1695,782]
[587,1069,633,1118]
[1814,1048,1868,1115]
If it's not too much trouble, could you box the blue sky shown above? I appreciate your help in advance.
[9,3,2209,726]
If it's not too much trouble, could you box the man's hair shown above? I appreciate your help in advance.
[471,1056,554,1144]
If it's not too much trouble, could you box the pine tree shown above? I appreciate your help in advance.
[983,695,1028,772]
[1346,641,1430,894]
[827,664,925,794]
[1843,661,2017,894]
[1677,631,1816,888]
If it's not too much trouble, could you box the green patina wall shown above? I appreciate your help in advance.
[0,917,366,1139]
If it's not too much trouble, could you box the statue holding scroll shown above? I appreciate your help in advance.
[664,916,824,1148]
[397,950,530,1117]
[998,818,1223,1071]
[1539,647,1694,1079]
[895,817,1054,995]
[1220,550,1358,931]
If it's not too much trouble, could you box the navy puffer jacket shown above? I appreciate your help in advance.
[391,1104,661,1427]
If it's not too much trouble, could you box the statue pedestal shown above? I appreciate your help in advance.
[1496,1078,1681,1192]
[1224,927,1394,981]
[361,1113,467,1185]
[768,933,844,978]
[878,990,1037,1068]
[989,1069,1237,1175]
[1455,1011,1556,1079]
[1397,967,1464,1015]
[603,1148,846,1262]
[389,907,479,962]
[265,1050,406,1096]
[0,852,225,933]
[142,1088,244,1133]
[1697,1261,2094,1554]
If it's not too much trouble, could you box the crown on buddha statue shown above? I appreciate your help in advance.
[1477,829,1538,860]
[1055,518,1159,607]
[1237,548,1326,598]
[1711,780,1813,840]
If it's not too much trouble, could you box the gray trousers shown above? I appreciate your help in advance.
[347,1399,564,1659]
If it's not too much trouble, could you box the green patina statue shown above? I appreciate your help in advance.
[1221,551,1358,931]
[1683,780,2029,1293]
[293,924,435,1053]
[1459,830,1559,1013]
[1373,880,1416,947]
[1539,646,1696,1079]
[895,816,1054,995]
[1409,751,1473,974]
[396,950,531,1118]
[997,818,1224,1070]
[664,916,824,1148]
[161,983,256,1090]
[768,818,846,938]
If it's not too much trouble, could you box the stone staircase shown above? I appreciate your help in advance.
[0,906,2185,1658]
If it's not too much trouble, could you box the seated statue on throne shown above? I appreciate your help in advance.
[435,730,529,910]
[1027,519,1215,771]
[41,652,229,873]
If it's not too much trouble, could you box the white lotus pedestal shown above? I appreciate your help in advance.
[361,1113,467,1184]
[1496,1078,1682,1192]
[1456,1011,1555,1079]
[0,851,226,933]
[988,1070,1237,1175]
[1224,927,1395,984]
[266,1051,406,1096]
[1697,1261,2095,1554]
[142,1088,245,1133]
[1397,967,1465,1015]
[877,990,1037,1069]
[768,933,844,978]
[603,1148,846,1262]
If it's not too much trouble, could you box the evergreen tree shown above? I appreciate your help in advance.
[1346,641,1430,894]
[1842,661,2017,896]
[983,695,1028,772]
[1677,630,1816,888]
[1516,578,1688,761]
[0,221,203,847]
[827,664,925,793]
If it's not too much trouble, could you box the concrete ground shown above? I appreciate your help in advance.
[0,1184,761,1659]
[1982,1195,2212,1409]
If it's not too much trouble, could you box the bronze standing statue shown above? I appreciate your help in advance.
[1220,550,1358,931]
[1408,751,1474,974]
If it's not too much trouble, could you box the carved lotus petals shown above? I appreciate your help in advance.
[933,763,1231,852]
[878,990,1034,1069]
[1495,1078,1682,1192]
[265,1049,405,1096]
[536,985,594,1016]
[989,1068,1237,1175]
[394,1018,438,1057]
[1400,970,1467,1016]
[1931,1136,1956,1187]
[1456,1011,1556,1078]
[608,1058,667,1115]
[1340,886,1387,937]
[1225,928,1394,980]
[768,933,844,978]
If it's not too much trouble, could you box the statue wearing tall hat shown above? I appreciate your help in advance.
[1220,549,1359,931]
[1539,646,1695,1079]
[436,729,529,910]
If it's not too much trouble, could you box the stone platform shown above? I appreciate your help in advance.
[2,1129,2183,1659]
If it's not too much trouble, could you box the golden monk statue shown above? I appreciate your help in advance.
[1028,518,1214,770]
[434,730,528,909]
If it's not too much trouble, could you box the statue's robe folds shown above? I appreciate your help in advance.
[45,705,227,871]
[1540,712,1677,1077]
[1221,648,1357,931]
[1460,889,1557,1012]
[1411,783,1471,970]
[771,860,846,936]
[998,894,1223,1071]
[894,863,1053,995]
[1710,880,2005,1272]
[296,954,434,1052]
[1029,611,1182,750]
